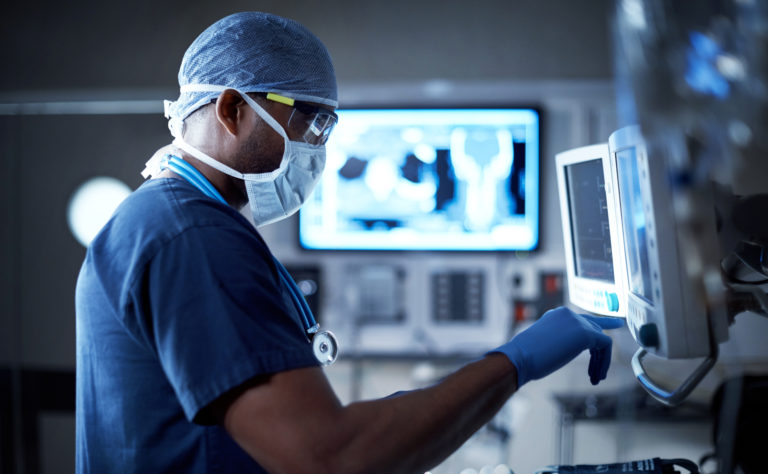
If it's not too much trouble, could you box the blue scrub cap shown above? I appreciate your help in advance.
[165,12,338,125]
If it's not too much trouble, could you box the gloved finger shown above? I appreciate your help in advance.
[590,350,608,385]
[588,333,614,385]
[597,344,612,383]
[588,348,601,385]
[581,313,625,330]
[591,347,611,385]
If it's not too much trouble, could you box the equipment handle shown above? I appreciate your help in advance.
[631,345,718,406]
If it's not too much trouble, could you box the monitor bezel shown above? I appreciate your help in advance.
[555,143,628,317]
[297,104,543,253]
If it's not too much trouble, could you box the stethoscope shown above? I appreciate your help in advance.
[162,154,339,366]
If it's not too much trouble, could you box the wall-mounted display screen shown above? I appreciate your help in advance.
[298,108,540,251]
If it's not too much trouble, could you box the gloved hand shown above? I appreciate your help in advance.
[489,306,625,388]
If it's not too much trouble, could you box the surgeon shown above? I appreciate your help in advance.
[75,11,624,474]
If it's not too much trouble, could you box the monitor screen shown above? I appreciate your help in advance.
[564,159,615,282]
[298,108,540,251]
[615,147,654,303]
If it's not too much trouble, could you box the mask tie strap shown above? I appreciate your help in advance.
[239,93,289,141]
[172,137,245,180]
[178,84,290,141]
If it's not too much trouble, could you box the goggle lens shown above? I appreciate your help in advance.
[265,93,337,145]
[287,106,337,145]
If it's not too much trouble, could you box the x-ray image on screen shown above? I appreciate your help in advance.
[299,108,540,251]
[565,159,615,282]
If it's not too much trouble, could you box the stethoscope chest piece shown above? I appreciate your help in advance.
[312,330,339,366]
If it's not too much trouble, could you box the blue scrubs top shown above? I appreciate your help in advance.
[75,178,319,473]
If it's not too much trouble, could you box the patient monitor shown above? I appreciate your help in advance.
[557,126,739,405]
[610,126,730,360]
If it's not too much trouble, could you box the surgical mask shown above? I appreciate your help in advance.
[167,86,326,227]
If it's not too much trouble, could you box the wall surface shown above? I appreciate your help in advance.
[1,0,614,97]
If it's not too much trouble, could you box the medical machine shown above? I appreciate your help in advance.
[298,107,540,251]
[339,256,510,356]
[609,126,731,405]
[556,125,738,405]
[555,143,627,317]
[610,126,729,359]
[609,0,768,407]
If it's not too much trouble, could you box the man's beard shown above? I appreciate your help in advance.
[236,126,284,175]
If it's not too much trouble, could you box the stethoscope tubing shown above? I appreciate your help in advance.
[163,154,320,338]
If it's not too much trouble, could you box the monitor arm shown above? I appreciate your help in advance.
[631,191,767,406]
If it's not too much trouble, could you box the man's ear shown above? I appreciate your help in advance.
[214,89,247,136]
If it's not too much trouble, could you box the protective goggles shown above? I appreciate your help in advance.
[265,93,338,145]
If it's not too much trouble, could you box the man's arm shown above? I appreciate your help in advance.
[224,308,624,474]
[224,353,515,474]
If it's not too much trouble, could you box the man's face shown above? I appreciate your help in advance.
[234,94,336,175]
[226,94,335,208]
[231,95,287,175]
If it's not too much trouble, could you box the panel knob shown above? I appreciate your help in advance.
[638,323,659,348]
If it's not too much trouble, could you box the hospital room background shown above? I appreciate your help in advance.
[2,1,767,473]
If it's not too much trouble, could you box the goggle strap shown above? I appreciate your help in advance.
[178,84,289,141]
[176,84,336,145]
[178,83,338,108]
[266,93,295,107]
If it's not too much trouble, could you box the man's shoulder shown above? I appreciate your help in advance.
[118,178,255,240]
[89,178,266,270]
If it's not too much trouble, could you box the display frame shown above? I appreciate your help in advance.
[555,143,628,317]
[297,104,542,253]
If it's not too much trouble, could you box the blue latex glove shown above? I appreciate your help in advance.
[490,306,625,387]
